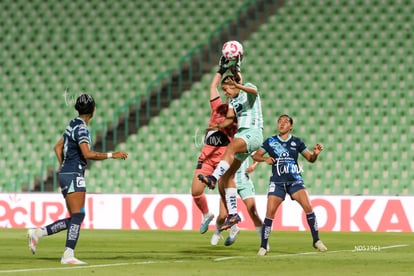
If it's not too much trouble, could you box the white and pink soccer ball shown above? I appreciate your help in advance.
[221,40,243,60]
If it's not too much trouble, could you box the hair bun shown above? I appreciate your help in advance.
[75,94,95,115]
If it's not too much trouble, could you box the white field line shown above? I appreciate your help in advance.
[0,244,408,274]
[214,244,409,261]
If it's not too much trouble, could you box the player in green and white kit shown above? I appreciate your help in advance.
[211,157,269,250]
[198,69,264,231]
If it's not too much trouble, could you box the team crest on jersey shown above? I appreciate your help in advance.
[290,140,297,150]
[280,152,289,158]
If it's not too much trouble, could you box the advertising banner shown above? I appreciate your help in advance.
[0,193,413,232]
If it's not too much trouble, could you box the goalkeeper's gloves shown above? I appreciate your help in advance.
[226,55,242,72]
[218,55,230,75]
[218,55,243,75]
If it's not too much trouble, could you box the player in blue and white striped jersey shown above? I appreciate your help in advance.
[27,94,128,265]
[253,114,327,256]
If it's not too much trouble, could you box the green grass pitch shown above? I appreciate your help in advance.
[0,229,413,275]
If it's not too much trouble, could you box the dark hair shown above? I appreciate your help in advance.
[278,114,293,125]
[75,94,95,115]
[230,65,241,83]
[216,103,228,116]
[221,73,233,85]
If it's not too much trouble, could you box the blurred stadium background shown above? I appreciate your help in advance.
[0,0,413,195]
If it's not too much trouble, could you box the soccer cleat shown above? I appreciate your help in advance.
[61,256,88,265]
[61,248,87,265]
[27,228,40,254]
[224,225,240,246]
[257,247,267,256]
[313,240,328,252]
[197,174,217,190]
[200,213,214,234]
[219,213,241,232]
[210,231,223,246]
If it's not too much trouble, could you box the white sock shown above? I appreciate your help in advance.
[203,213,212,219]
[34,227,47,238]
[63,247,74,258]
[40,227,48,237]
[256,226,262,238]
[225,188,238,215]
[212,160,230,181]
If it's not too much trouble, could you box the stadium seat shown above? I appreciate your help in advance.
[1,0,255,191]
[3,0,413,196]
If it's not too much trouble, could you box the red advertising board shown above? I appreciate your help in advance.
[0,194,412,232]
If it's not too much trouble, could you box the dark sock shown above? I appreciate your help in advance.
[45,218,70,235]
[65,212,85,250]
[261,218,273,249]
[306,212,319,243]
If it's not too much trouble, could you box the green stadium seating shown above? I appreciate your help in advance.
[2,0,413,195]
[0,0,253,191]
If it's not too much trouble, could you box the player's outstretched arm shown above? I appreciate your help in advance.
[227,77,257,95]
[252,149,274,165]
[302,143,323,163]
[79,142,128,160]
[209,73,222,100]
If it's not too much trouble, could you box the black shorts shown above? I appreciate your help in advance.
[268,180,306,200]
[58,172,87,198]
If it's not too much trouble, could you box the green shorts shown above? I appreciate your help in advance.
[235,168,256,200]
[234,128,263,162]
